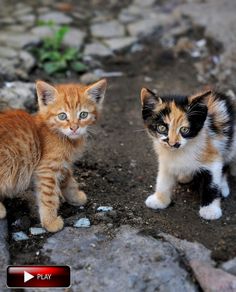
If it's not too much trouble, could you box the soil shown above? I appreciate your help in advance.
[5,1,236,268]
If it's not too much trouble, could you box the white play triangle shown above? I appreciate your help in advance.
[24,271,34,283]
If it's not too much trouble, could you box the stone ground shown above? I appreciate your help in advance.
[0,0,236,291]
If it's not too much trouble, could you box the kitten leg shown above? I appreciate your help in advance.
[221,174,230,198]
[61,168,87,206]
[0,202,6,219]
[199,164,223,220]
[36,173,64,233]
[145,165,176,209]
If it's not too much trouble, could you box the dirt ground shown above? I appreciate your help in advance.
[6,34,236,267]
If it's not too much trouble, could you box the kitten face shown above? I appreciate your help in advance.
[141,88,209,150]
[36,79,107,139]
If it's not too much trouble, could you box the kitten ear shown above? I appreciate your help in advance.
[85,79,107,104]
[189,90,212,104]
[36,81,58,107]
[141,88,162,106]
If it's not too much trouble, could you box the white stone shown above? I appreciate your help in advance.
[84,42,112,57]
[74,218,91,228]
[39,12,73,24]
[30,227,47,235]
[12,231,29,241]
[104,37,137,52]
[91,20,125,38]
[133,0,156,7]
[97,206,113,212]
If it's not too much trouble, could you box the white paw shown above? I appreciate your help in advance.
[199,199,222,220]
[221,180,230,198]
[145,194,170,210]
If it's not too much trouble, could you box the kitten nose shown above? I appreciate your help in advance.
[70,125,79,132]
[169,142,180,148]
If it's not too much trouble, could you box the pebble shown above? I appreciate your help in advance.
[12,231,29,241]
[80,72,100,84]
[91,20,125,38]
[83,42,112,57]
[74,218,91,228]
[39,11,73,24]
[93,69,123,78]
[30,227,47,236]
[62,28,86,49]
[104,37,137,52]
[97,206,113,212]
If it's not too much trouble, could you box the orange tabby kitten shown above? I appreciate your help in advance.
[0,79,107,232]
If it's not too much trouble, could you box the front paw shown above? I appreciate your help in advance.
[68,190,87,206]
[199,199,222,220]
[42,216,64,233]
[145,193,171,209]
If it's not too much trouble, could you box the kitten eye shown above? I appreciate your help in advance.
[180,127,190,134]
[157,124,167,134]
[79,111,88,119]
[58,112,67,120]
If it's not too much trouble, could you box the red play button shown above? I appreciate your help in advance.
[7,266,70,288]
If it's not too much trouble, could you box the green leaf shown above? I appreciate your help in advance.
[71,61,87,73]
[54,26,69,49]
[39,51,61,62]
[43,61,66,75]
[63,47,78,61]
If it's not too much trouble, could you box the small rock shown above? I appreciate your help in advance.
[19,51,36,72]
[31,26,55,38]
[0,82,35,109]
[221,258,236,276]
[39,11,73,24]
[97,206,113,212]
[30,227,47,235]
[93,69,123,78]
[62,28,86,49]
[12,231,29,241]
[80,72,100,84]
[128,14,172,37]
[17,14,36,24]
[104,37,137,52]
[0,47,18,58]
[74,218,91,228]
[133,0,156,7]
[83,42,112,57]
[91,20,125,38]
[0,32,40,49]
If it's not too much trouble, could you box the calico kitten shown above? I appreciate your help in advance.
[141,88,236,220]
[0,79,107,232]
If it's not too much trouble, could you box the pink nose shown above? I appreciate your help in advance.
[70,126,78,132]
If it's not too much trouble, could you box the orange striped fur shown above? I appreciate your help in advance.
[0,79,107,232]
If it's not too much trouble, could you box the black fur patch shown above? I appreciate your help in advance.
[194,169,221,206]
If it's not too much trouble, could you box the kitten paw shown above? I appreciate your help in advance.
[0,203,6,219]
[221,180,230,198]
[199,199,222,220]
[145,193,170,209]
[42,216,64,233]
[67,190,87,206]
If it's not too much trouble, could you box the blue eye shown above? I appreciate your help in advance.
[58,112,67,120]
[79,111,88,119]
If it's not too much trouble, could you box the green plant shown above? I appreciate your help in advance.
[33,21,87,75]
